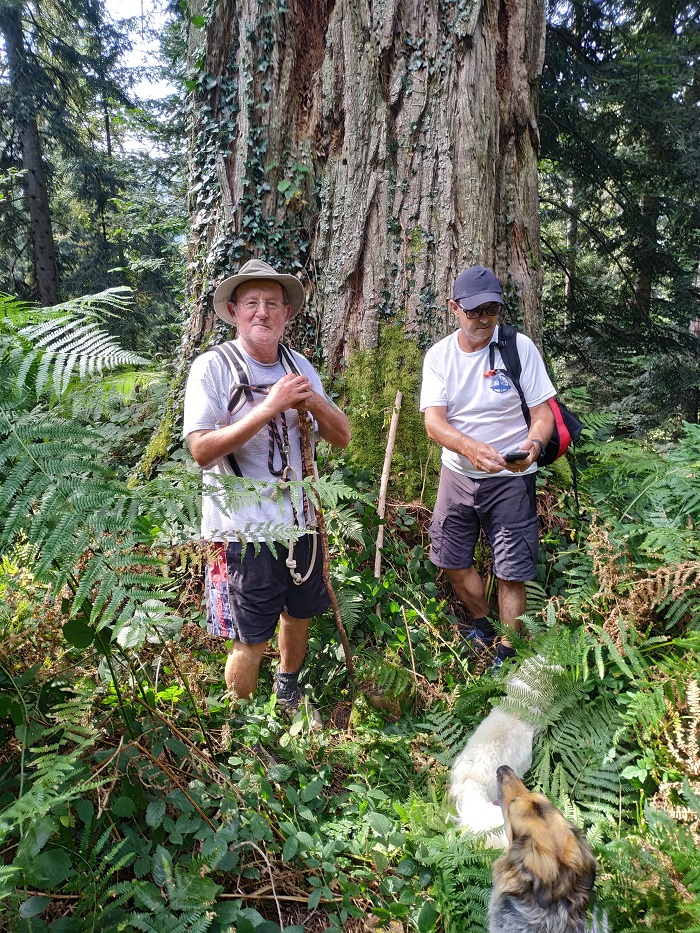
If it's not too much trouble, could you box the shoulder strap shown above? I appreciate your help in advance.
[278,342,301,376]
[209,343,252,476]
[489,324,530,427]
[211,343,254,414]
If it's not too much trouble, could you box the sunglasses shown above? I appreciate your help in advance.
[456,301,501,320]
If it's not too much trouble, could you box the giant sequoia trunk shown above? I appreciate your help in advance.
[184,0,546,368]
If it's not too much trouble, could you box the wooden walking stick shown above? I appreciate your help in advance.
[374,391,402,579]
[298,413,355,679]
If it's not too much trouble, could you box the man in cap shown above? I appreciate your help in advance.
[183,259,350,723]
[420,265,555,668]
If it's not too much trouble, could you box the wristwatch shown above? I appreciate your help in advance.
[530,438,546,460]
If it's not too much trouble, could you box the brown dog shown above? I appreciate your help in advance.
[489,765,605,933]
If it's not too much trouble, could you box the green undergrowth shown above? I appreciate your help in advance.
[1,294,700,931]
[343,325,440,506]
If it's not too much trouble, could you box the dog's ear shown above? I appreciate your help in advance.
[581,861,596,893]
[549,832,598,908]
[563,828,597,893]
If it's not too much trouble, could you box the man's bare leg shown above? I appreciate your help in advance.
[224,639,267,699]
[497,578,526,647]
[275,613,321,728]
[442,566,490,619]
[278,612,310,673]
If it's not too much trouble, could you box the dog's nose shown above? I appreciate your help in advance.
[496,765,516,779]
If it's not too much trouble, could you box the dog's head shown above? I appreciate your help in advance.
[493,765,597,913]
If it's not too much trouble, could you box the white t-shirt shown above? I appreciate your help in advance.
[419,326,556,479]
[183,340,324,541]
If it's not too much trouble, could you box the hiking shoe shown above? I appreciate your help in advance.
[275,694,323,732]
[461,626,497,651]
[487,644,517,674]
[459,625,497,663]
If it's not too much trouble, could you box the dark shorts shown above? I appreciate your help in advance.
[205,535,330,644]
[429,467,538,581]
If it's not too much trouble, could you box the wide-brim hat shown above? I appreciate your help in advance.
[213,258,306,325]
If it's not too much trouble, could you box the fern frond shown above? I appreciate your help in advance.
[354,651,415,700]
[1,289,147,398]
[426,833,494,933]
[414,708,472,766]
[332,584,365,634]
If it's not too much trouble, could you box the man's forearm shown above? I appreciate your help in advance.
[188,404,276,467]
[425,416,477,462]
[308,394,351,449]
[525,400,555,453]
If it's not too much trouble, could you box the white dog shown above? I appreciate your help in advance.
[449,656,562,846]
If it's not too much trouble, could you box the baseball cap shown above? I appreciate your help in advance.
[453,266,504,310]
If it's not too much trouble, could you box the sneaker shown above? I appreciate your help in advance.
[461,626,497,651]
[275,693,323,732]
[487,644,517,674]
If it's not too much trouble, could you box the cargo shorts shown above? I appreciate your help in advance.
[429,467,539,581]
[204,535,330,644]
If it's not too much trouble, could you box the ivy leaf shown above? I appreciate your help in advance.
[234,920,256,933]
[277,180,292,193]
[367,811,393,837]
[269,764,294,782]
[33,849,74,888]
[307,887,322,909]
[74,799,93,826]
[190,14,206,27]
[282,834,299,861]
[112,796,136,818]
[300,778,324,802]
[152,845,173,886]
[62,618,94,648]
[0,696,23,725]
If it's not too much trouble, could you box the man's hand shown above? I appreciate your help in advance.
[466,441,509,473]
[263,374,315,416]
[267,374,350,449]
[502,439,538,473]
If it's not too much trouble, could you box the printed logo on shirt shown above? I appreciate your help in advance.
[489,372,512,394]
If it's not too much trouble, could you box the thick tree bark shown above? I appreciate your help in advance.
[0,4,59,306]
[184,0,545,369]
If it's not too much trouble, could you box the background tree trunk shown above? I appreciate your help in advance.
[184,0,546,367]
[0,3,59,306]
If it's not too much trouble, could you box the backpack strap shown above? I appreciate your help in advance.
[209,343,254,476]
[211,343,256,415]
[278,342,301,376]
[209,341,315,478]
[489,324,530,426]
